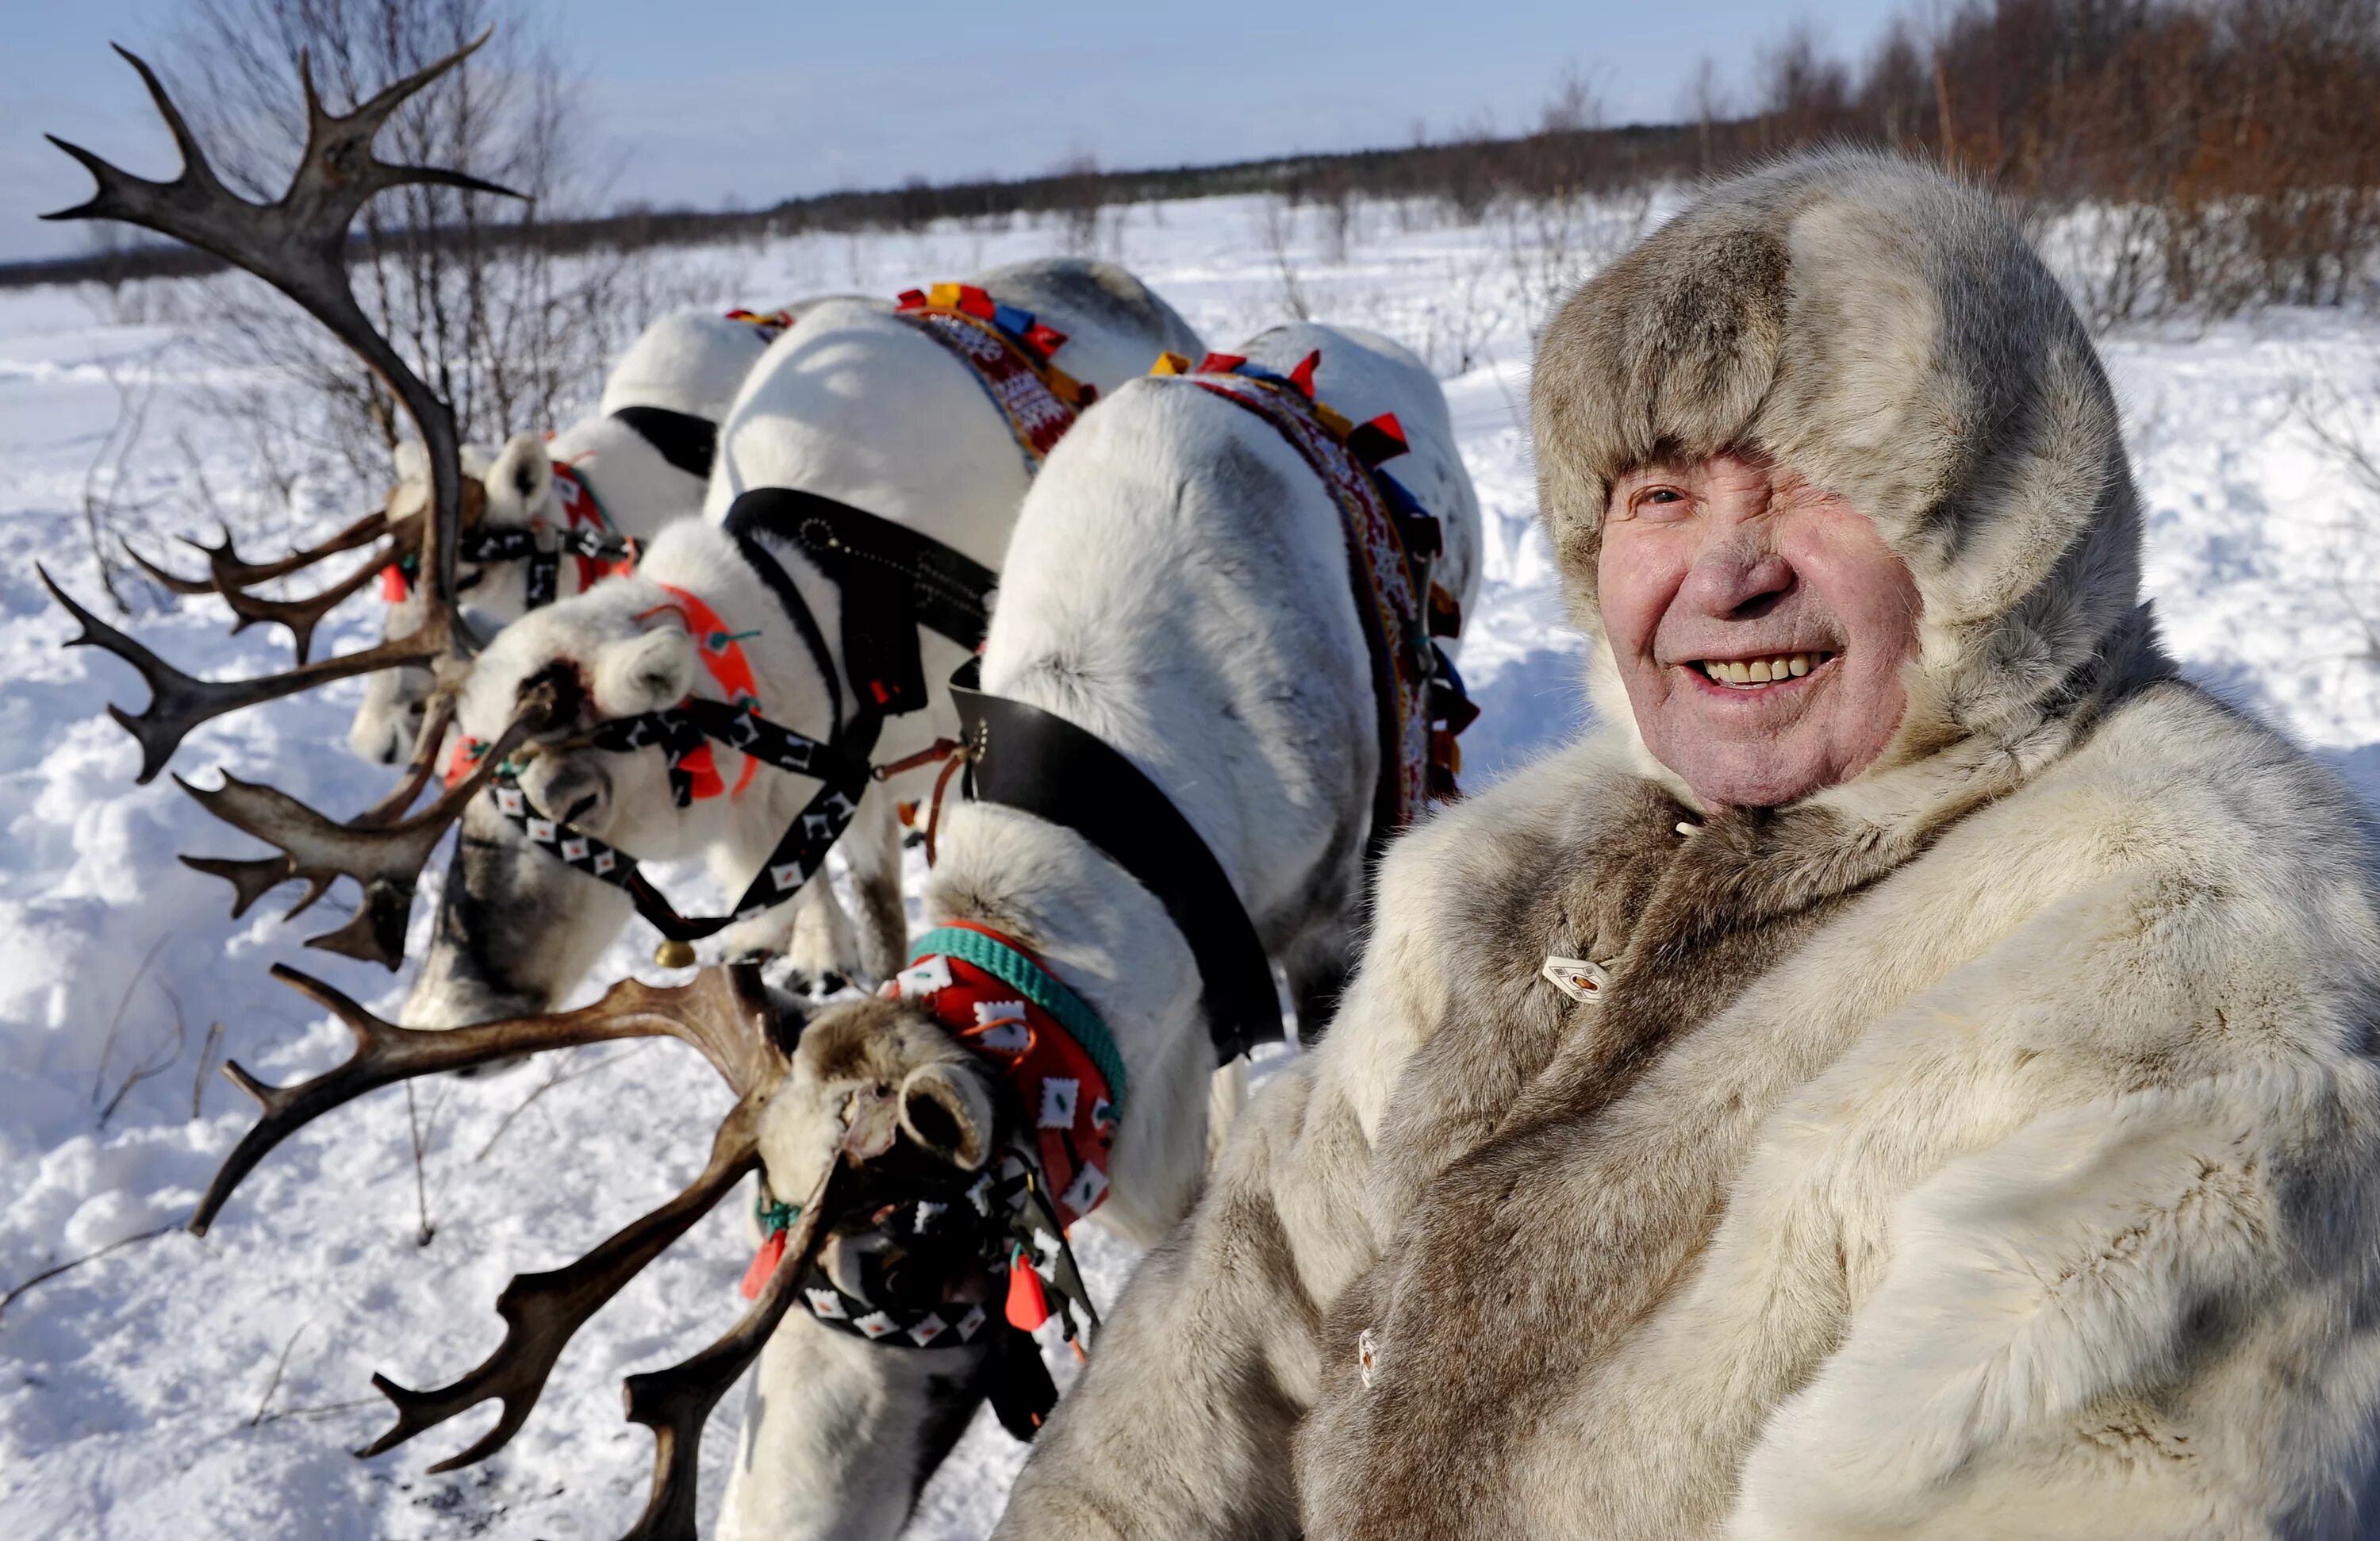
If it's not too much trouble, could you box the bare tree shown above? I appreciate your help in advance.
[1757,23,1852,151]
[1259,195,1315,323]
[1049,152,1108,256]
[163,0,705,514]
[1683,56,1728,178]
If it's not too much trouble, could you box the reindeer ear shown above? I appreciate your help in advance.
[592,625,697,717]
[488,432,551,517]
[899,1062,996,1170]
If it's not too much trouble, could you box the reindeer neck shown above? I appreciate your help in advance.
[923,798,1219,1245]
[636,526,837,741]
[545,415,704,542]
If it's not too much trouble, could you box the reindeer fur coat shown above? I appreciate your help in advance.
[992,151,2380,1539]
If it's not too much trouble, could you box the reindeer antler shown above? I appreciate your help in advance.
[46,35,512,618]
[125,481,485,665]
[125,506,395,598]
[618,1185,831,1541]
[43,35,528,961]
[194,961,834,1540]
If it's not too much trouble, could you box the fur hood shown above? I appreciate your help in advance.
[1533,150,2166,801]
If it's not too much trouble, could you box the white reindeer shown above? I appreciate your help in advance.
[720,323,1481,1539]
[403,261,1206,1030]
[350,306,793,763]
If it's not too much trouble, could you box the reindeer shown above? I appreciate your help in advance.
[401,260,1207,1028]
[36,37,1482,1539]
[33,33,985,1540]
[175,324,1481,1541]
[716,323,1480,1536]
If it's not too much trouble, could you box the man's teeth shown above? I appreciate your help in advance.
[1699,652,1827,685]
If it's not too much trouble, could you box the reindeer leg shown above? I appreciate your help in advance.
[776,877,861,997]
[718,1316,992,1541]
[846,784,909,987]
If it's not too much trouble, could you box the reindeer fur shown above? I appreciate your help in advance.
[718,321,1482,1540]
[405,262,1204,1028]
[992,152,2380,1539]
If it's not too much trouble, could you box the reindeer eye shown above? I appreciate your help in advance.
[520,659,587,728]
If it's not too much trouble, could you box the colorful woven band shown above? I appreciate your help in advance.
[910,924,1129,1112]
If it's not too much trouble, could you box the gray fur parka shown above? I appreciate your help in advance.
[991,152,2380,1539]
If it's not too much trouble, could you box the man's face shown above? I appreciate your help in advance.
[1598,452,1920,808]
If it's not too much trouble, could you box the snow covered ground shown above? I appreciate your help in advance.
[2,190,2378,1539]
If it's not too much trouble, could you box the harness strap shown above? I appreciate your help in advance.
[380,522,638,609]
[487,699,873,943]
[487,491,1006,950]
[949,660,1282,1065]
[1154,349,1476,838]
[892,283,1089,474]
[721,502,847,750]
[723,486,998,727]
[608,404,719,480]
[907,923,1130,1111]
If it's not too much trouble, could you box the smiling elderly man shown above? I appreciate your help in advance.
[990,152,2380,1538]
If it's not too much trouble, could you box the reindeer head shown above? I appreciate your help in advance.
[758,997,1003,1310]
[405,548,738,1028]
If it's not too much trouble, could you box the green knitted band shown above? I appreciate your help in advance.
[912,925,1129,1112]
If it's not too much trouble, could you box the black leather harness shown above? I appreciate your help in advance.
[949,660,1282,1066]
[486,486,1000,943]
[608,404,720,481]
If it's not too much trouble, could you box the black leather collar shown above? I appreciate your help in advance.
[950,662,1282,1065]
[722,486,997,756]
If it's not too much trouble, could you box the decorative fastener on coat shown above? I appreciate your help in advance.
[1541,955,1610,1005]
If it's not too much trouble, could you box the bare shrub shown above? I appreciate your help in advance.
[1756,24,1854,151]
[164,0,717,516]
[1413,253,1507,378]
[1049,153,1108,256]
[1259,195,1315,323]
[1928,0,2380,325]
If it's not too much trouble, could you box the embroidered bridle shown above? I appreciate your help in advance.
[466,487,1001,963]
[380,459,639,613]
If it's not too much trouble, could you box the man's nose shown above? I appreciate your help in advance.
[1678,526,1794,618]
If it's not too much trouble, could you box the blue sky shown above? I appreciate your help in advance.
[2,0,1905,262]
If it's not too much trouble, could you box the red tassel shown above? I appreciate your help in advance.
[739,1228,787,1301]
[1288,349,1322,398]
[379,563,411,601]
[1348,412,1411,466]
[1196,352,1247,375]
[1023,321,1069,358]
[896,288,927,310]
[680,744,725,801]
[956,284,996,318]
[1005,1255,1050,1332]
[442,736,486,790]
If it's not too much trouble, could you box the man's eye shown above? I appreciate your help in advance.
[1634,487,1687,513]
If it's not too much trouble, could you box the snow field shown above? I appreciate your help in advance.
[2,190,2377,1537]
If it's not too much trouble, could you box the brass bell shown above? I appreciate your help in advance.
[654,938,697,970]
